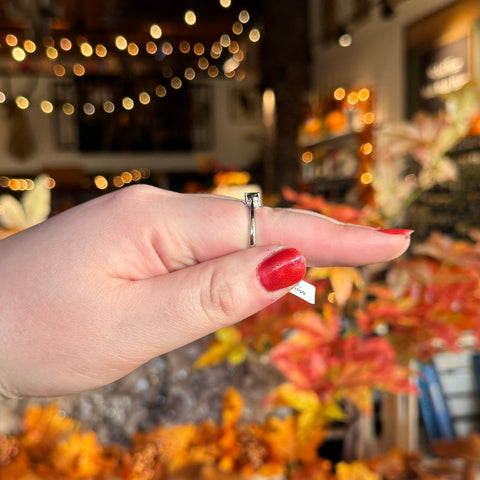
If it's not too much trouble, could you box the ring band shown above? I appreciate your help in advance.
[244,192,261,247]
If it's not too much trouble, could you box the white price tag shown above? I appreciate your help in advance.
[290,280,315,304]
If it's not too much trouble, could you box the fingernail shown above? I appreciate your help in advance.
[378,229,414,235]
[257,248,306,292]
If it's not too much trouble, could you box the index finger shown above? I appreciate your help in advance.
[160,192,411,268]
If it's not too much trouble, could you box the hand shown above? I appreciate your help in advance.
[0,185,411,397]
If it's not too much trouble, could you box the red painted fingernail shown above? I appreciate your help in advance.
[378,229,414,235]
[257,248,306,292]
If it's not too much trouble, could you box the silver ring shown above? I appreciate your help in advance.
[244,192,261,246]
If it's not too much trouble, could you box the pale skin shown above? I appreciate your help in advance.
[0,185,411,398]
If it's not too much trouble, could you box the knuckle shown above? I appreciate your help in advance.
[200,268,238,324]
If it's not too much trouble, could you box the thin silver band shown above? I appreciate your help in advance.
[244,192,261,247]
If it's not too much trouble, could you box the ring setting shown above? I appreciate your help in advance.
[244,192,261,247]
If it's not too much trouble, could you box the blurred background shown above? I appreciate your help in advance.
[0,1,479,479]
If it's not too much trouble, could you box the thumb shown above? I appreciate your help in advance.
[120,246,306,359]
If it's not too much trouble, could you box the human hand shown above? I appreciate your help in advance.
[0,185,411,397]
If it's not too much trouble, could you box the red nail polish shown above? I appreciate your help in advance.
[378,229,414,235]
[257,248,306,292]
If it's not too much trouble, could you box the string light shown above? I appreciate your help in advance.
[46,46,58,59]
[333,87,345,101]
[171,76,182,89]
[184,10,197,26]
[63,103,75,115]
[238,10,250,23]
[83,102,95,115]
[184,67,196,80]
[0,7,259,116]
[127,42,139,56]
[150,24,162,39]
[138,91,151,105]
[80,42,93,57]
[23,40,36,53]
[103,100,115,113]
[5,34,17,46]
[161,42,173,55]
[115,35,128,50]
[122,97,134,110]
[146,41,157,54]
[16,96,29,109]
[193,43,205,55]
[60,38,72,51]
[155,85,167,97]
[40,100,54,113]
[249,28,261,42]
[53,64,66,76]
[12,47,26,62]
[95,44,107,57]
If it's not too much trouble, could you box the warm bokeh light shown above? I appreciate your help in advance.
[95,44,107,57]
[193,43,205,55]
[23,40,36,53]
[184,67,196,80]
[161,42,173,55]
[220,34,231,47]
[363,112,375,124]
[139,91,151,105]
[249,28,261,42]
[184,10,197,26]
[208,65,219,78]
[333,87,345,101]
[62,103,75,115]
[302,151,314,163]
[210,42,222,58]
[122,97,134,110]
[239,10,250,23]
[155,85,167,97]
[113,176,124,188]
[103,100,115,113]
[0,92,6,103]
[228,41,240,54]
[347,91,358,105]
[131,169,141,181]
[358,88,370,101]
[360,142,373,155]
[83,102,95,115]
[121,171,133,183]
[146,41,157,54]
[60,37,72,51]
[198,57,209,70]
[150,24,162,39]
[12,47,26,62]
[179,40,190,53]
[80,42,93,57]
[40,100,54,114]
[233,50,244,62]
[73,63,85,76]
[171,76,182,89]
[53,63,65,76]
[115,35,128,50]
[16,96,29,109]
[94,175,108,190]
[46,46,58,59]
[220,0,231,7]
[328,292,336,303]
[232,22,243,35]
[5,34,17,47]
[360,172,373,184]
[127,42,139,56]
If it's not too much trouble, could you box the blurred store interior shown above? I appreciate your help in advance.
[0,0,479,479]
